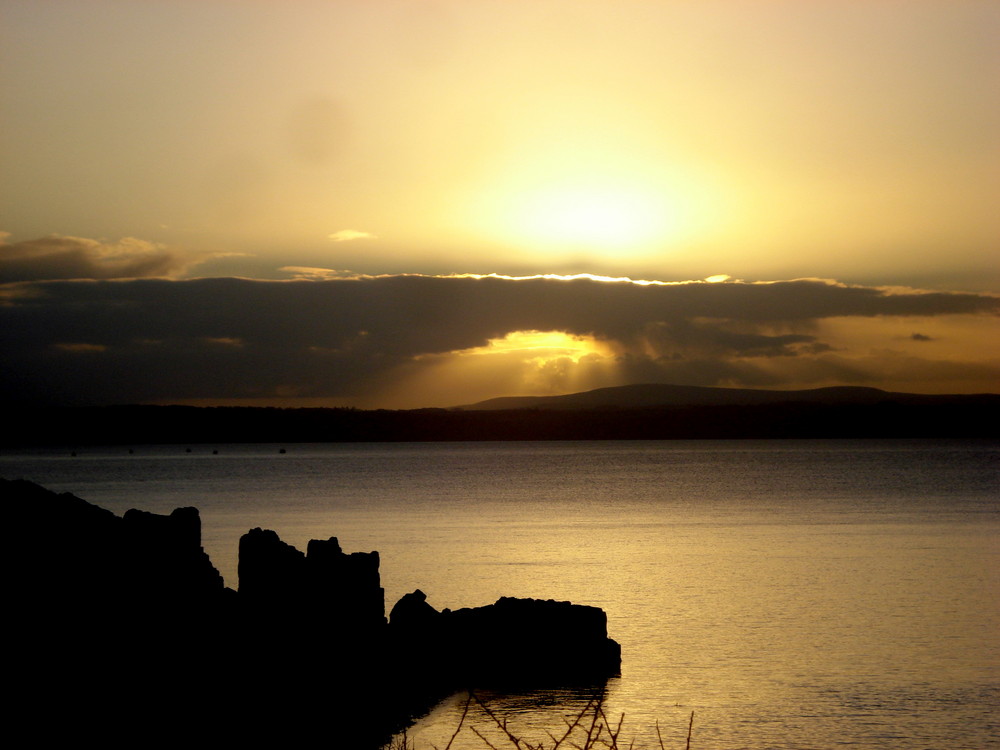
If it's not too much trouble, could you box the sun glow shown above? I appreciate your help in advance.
[459,128,721,260]
[467,329,612,364]
[372,330,620,409]
[511,180,675,252]
[472,175,698,258]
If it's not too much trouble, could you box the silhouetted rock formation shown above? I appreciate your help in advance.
[3,477,621,748]
[390,592,621,688]
[122,505,226,598]
[390,587,439,626]
[6,478,239,745]
[238,527,385,627]
[9,477,223,616]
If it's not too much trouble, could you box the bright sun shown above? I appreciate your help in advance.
[457,128,722,260]
[515,181,671,251]
[463,167,706,258]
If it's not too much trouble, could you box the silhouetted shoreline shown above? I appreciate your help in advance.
[5,392,998,448]
[5,477,620,747]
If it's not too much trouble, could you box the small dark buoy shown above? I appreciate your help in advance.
[213,449,218,455]
[70,451,77,457]
[186,447,192,453]
[279,448,286,454]
[128,448,134,455]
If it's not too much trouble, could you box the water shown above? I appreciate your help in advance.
[3,439,997,748]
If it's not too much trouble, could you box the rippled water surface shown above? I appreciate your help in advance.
[3,439,997,748]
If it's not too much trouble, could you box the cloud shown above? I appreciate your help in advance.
[328,230,376,243]
[637,319,831,359]
[279,266,352,280]
[0,234,192,282]
[1,274,996,407]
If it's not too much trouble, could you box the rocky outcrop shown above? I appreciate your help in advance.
[3,477,620,748]
[238,527,384,627]
[389,591,621,687]
[7,477,223,613]
[122,505,226,599]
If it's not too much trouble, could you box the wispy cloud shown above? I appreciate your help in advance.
[279,266,352,281]
[0,234,192,282]
[328,229,376,243]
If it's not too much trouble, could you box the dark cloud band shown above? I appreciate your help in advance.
[1,275,996,406]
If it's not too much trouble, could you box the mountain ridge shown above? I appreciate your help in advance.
[456,383,998,411]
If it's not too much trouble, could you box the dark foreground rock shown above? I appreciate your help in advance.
[3,478,620,747]
[390,590,621,689]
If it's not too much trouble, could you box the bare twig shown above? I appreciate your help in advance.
[470,725,503,750]
[599,703,625,749]
[440,693,474,750]
[471,692,535,749]
[388,688,693,750]
[548,695,597,749]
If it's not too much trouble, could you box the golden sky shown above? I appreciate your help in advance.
[1,1,997,407]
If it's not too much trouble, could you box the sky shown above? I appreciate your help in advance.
[1,0,997,409]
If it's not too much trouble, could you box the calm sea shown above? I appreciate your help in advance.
[3,439,997,748]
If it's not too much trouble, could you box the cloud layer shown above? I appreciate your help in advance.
[0,235,191,283]
[2,274,997,408]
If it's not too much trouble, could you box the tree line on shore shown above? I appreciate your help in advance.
[6,395,997,447]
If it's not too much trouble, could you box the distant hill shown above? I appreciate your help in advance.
[5,385,998,446]
[457,383,996,410]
